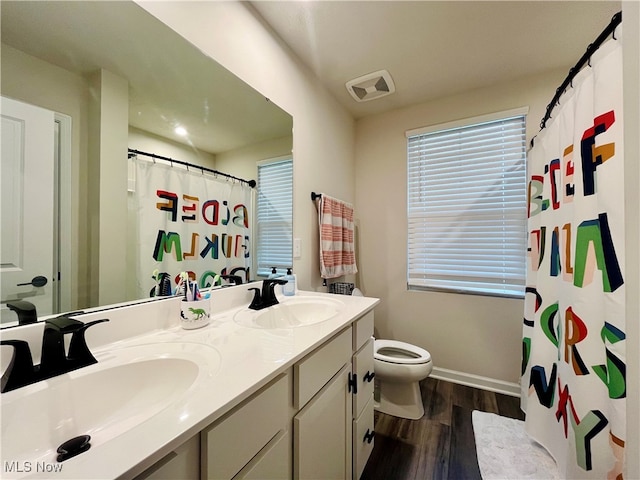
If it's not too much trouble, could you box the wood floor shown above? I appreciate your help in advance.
[360,377,525,480]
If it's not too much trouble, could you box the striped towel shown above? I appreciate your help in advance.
[318,194,358,279]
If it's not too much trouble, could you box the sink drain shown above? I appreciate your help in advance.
[56,435,91,462]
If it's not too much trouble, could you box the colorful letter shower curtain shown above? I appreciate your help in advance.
[522,34,626,479]
[133,157,253,299]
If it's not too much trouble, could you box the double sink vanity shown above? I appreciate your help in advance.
[0,282,379,479]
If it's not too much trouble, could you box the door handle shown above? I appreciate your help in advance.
[17,275,48,287]
[364,371,375,383]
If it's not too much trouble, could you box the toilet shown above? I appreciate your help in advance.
[373,339,433,420]
[350,288,433,420]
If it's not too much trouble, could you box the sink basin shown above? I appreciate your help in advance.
[234,296,344,329]
[1,342,220,464]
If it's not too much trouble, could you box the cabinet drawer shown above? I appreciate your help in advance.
[353,396,375,480]
[294,327,352,409]
[238,431,291,480]
[353,337,374,418]
[353,311,374,351]
[202,374,289,479]
[134,435,200,480]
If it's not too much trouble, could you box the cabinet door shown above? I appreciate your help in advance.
[353,396,375,480]
[294,364,353,480]
[352,338,374,419]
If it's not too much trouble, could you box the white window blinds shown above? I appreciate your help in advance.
[406,112,527,297]
[256,158,293,277]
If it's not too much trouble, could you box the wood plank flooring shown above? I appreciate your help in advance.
[360,377,525,480]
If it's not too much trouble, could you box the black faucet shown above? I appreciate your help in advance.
[1,315,109,393]
[248,279,288,310]
[221,275,243,286]
[6,300,38,325]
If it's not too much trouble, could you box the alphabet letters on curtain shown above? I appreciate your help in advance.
[522,35,626,478]
[133,159,252,298]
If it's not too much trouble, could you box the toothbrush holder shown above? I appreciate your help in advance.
[179,300,210,330]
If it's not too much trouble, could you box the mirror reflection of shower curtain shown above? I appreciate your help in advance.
[132,157,252,298]
[522,34,625,479]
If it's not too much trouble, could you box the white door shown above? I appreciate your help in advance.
[1,97,55,324]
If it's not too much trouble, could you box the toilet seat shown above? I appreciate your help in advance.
[374,339,431,365]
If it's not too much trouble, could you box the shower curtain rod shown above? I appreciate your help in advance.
[128,148,257,188]
[539,11,622,131]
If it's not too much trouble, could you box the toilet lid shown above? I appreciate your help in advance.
[374,339,431,365]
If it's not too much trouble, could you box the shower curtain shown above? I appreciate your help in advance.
[132,158,253,298]
[522,34,626,478]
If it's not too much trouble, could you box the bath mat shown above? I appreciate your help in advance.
[472,410,560,479]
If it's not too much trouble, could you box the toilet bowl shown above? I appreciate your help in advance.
[374,339,433,420]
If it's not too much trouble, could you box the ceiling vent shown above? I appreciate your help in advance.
[345,70,395,102]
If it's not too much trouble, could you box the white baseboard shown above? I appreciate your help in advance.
[430,367,521,397]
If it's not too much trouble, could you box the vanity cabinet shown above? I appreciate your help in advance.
[134,306,377,480]
[292,309,376,480]
[201,373,290,480]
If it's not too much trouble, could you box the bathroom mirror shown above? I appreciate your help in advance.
[0,1,293,327]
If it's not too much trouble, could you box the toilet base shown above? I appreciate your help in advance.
[374,380,424,420]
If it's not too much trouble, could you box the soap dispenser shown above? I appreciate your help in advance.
[268,267,278,279]
[282,268,296,296]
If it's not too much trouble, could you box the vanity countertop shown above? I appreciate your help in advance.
[0,288,378,479]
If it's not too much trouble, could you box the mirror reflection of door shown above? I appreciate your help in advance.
[1,96,55,324]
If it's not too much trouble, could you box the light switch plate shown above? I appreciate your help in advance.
[293,238,301,259]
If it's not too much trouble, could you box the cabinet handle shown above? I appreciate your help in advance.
[348,372,358,394]
[364,371,375,383]
[363,429,375,444]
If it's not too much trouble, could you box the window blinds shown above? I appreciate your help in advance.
[256,159,293,276]
[407,114,527,297]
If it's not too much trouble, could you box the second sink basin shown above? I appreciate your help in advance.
[1,342,220,464]
[234,296,344,329]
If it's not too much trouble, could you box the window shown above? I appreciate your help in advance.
[256,158,293,277]
[406,108,528,297]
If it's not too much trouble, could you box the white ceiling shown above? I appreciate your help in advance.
[2,0,622,149]
[251,1,622,119]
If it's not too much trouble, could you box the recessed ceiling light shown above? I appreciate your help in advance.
[174,126,188,136]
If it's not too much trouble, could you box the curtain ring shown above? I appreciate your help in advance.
[569,68,574,88]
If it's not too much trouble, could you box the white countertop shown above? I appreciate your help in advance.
[0,288,378,479]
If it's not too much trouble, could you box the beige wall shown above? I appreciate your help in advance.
[89,70,129,307]
[216,135,293,186]
[136,1,355,292]
[354,68,566,385]
[129,127,217,169]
